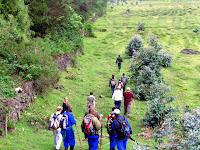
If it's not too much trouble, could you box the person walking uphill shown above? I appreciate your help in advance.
[60,106,76,150]
[61,97,69,114]
[48,106,63,150]
[112,87,123,110]
[112,109,132,150]
[121,73,128,92]
[123,87,134,118]
[81,108,103,150]
[109,74,117,95]
[106,107,117,150]
[116,55,123,72]
[87,91,96,108]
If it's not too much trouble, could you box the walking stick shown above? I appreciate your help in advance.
[129,136,139,145]
[100,125,103,150]
[75,124,83,150]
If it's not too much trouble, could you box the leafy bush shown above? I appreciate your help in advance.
[138,22,145,31]
[158,51,173,67]
[125,35,143,56]
[147,32,162,51]
[83,21,96,37]
[141,98,177,128]
[7,118,16,131]
[153,107,200,149]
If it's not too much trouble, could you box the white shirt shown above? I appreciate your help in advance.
[112,89,123,101]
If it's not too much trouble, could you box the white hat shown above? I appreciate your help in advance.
[113,109,120,114]
[127,87,130,90]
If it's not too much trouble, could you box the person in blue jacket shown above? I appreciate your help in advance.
[61,105,76,150]
[111,109,132,150]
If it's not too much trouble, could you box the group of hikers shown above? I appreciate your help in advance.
[48,55,136,150]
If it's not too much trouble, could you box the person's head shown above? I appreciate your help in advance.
[123,73,125,76]
[119,78,121,81]
[90,91,93,95]
[112,107,117,111]
[127,87,130,91]
[116,86,120,90]
[118,55,120,57]
[64,97,68,103]
[112,74,115,79]
[57,106,62,113]
[113,109,120,116]
[68,105,72,112]
[89,108,95,115]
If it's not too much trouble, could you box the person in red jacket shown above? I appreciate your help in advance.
[123,87,134,118]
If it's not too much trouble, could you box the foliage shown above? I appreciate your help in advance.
[125,35,143,56]
[83,21,96,37]
[141,98,177,128]
[158,51,173,67]
[7,118,16,131]
[153,107,200,149]
[147,32,162,51]
[138,22,145,31]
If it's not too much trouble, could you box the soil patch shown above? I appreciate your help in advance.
[181,49,200,54]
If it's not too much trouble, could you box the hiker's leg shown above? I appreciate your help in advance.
[55,128,62,150]
[63,135,69,148]
[70,146,74,150]
[110,133,116,149]
[65,147,68,150]
[67,130,75,148]
[127,102,131,116]
[88,135,99,150]
[118,100,122,110]
[116,140,124,150]
[123,84,126,92]
[124,103,127,115]
[111,86,115,95]
[114,101,119,109]
[123,138,128,150]
[53,130,57,147]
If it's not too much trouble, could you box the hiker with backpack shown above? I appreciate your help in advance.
[109,74,117,95]
[123,87,134,118]
[61,97,69,114]
[112,87,123,110]
[112,109,132,150]
[121,73,128,92]
[87,91,96,108]
[116,78,123,91]
[116,55,123,72]
[48,106,63,150]
[60,105,76,150]
[81,108,103,150]
[106,107,117,150]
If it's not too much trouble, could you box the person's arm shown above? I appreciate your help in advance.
[69,114,76,125]
[48,114,53,130]
[112,92,115,100]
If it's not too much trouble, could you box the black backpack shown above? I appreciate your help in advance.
[115,116,130,137]
[59,112,71,130]
[106,114,116,134]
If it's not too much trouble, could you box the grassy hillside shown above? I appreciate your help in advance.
[1,1,200,149]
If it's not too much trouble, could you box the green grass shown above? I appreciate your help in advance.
[1,1,200,149]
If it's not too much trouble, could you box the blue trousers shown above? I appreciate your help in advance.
[109,133,117,148]
[88,134,99,150]
[116,138,128,150]
[115,100,122,110]
[111,86,115,95]
[61,128,75,147]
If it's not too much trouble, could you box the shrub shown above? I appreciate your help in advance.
[153,107,200,149]
[141,98,177,128]
[138,22,145,31]
[125,35,143,56]
[158,51,173,67]
[83,21,95,37]
[147,32,162,51]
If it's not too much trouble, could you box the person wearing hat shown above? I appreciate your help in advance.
[123,87,134,118]
[112,87,123,110]
[116,55,123,72]
[111,109,132,150]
